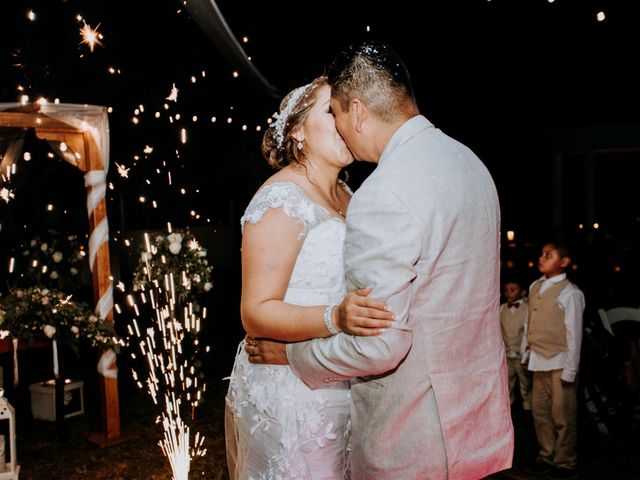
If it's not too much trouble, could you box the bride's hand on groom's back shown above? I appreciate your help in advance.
[337,288,395,336]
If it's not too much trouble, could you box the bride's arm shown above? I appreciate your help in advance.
[241,207,392,342]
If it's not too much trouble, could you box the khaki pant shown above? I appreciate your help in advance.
[507,356,531,409]
[531,369,578,469]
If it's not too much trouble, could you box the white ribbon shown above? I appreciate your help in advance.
[12,338,18,387]
[84,170,107,217]
[71,120,117,385]
[84,169,109,272]
[96,283,114,321]
[83,168,113,325]
[87,218,109,271]
[97,350,118,379]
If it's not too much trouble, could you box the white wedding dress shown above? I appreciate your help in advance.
[225,181,351,480]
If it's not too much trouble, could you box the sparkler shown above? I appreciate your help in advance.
[125,230,208,479]
[166,84,179,102]
[0,187,14,203]
[115,162,130,178]
[79,21,103,53]
[1,161,16,203]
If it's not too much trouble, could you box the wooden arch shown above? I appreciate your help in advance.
[0,103,121,445]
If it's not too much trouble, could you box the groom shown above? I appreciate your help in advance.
[251,40,514,479]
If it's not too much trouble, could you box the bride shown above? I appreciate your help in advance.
[225,76,393,479]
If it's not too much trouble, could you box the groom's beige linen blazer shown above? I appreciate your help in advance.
[287,115,514,479]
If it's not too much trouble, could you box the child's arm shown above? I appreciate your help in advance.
[560,286,586,383]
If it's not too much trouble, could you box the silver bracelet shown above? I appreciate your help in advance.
[323,304,339,336]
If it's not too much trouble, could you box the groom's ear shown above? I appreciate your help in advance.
[352,99,367,133]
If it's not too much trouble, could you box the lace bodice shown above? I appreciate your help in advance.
[226,181,352,479]
[240,181,349,306]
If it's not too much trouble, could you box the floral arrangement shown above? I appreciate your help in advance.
[132,229,213,305]
[0,286,120,354]
[11,230,88,294]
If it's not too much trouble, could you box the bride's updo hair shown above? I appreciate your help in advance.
[262,76,328,170]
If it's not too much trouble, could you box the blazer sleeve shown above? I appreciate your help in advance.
[287,185,420,389]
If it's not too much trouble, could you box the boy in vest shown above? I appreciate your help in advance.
[500,279,531,411]
[522,241,584,479]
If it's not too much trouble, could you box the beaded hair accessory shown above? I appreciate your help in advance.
[271,83,310,150]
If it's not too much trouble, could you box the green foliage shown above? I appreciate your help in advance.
[11,229,88,294]
[132,229,213,305]
[0,286,120,355]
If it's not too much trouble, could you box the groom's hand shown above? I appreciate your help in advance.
[245,336,289,365]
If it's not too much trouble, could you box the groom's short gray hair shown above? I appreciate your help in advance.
[328,40,416,122]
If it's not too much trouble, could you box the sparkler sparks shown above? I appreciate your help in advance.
[0,188,15,203]
[79,21,103,52]
[125,230,209,479]
[166,84,179,102]
[115,162,130,178]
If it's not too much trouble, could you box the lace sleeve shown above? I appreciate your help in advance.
[240,182,319,237]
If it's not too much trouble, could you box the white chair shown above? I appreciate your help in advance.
[598,307,640,336]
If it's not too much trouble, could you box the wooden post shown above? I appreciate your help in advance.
[81,129,122,444]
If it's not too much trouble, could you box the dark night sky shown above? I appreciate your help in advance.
[3,1,639,144]
[1,0,639,304]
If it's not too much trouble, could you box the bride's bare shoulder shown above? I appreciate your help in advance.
[260,167,304,190]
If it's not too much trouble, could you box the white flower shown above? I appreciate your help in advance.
[52,251,63,263]
[169,242,182,254]
[43,325,56,338]
[204,282,213,292]
[50,271,59,279]
[198,250,207,257]
[193,274,201,283]
[167,233,183,244]
[88,315,98,323]
[156,235,163,242]
[71,326,80,336]
[41,243,48,252]
[30,239,37,247]
[70,267,78,276]
[41,288,49,296]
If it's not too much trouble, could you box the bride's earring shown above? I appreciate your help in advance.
[297,140,303,151]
